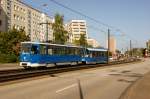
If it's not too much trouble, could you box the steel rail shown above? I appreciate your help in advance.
[0,59,141,83]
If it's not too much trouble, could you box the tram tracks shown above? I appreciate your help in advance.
[0,59,141,83]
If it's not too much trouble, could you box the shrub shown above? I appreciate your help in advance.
[0,54,18,63]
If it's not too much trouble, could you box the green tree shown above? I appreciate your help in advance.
[0,28,30,62]
[74,39,80,46]
[78,34,88,47]
[52,13,68,44]
[116,49,121,54]
[74,34,87,47]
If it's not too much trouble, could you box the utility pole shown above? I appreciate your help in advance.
[46,21,48,42]
[107,29,110,64]
[39,22,52,55]
[39,22,51,42]
[130,40,132,57]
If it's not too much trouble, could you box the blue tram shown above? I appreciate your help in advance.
[20,42,108,68]
[82,48,108,64]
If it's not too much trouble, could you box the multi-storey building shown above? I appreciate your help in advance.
[0,0,53,42]
[0,0,9,32]
[146,40,150,54]
[107,36,116,55]
[87,38,100,48]
[66,20,88,43]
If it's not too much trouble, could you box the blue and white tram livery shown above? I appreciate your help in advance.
[82,48,108,64]
[20,42,85,68]
[20,42,108,68]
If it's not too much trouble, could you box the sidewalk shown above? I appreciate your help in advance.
[0,63,22,70]
[121,71,150,99]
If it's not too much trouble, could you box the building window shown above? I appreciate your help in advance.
[7,12,10,15]
[23,9,25,13]
[8,20,10,24]
[1,1,3,5]
[17,25,20,30]
[14,5,17,10]
[20,16,22,21]
[17,16,19,20]
[7,2,10,6]
[23,18,25,22]
[14,14,16,20]
[20,8,22,12]
[7,6,10,10]
[0,20,2,26]
[0,9,1,15]
[16,6,19,11]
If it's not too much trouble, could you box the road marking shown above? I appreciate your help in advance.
[56,84,77,93]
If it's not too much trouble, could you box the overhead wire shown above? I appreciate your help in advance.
[48,0,136,40]
[49,0,114,29]
[25,0,139,48]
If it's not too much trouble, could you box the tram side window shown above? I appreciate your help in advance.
[92,51,97,57]
[52,47,57,55]
[79,49,84,56]
[65,47,74,55]
[75,48,79,55]
[101,51,106,57]
[61,47,66,55]
[100,52,103,56]
[47,45,53,55]
[96,51,98,57]
[40,45,46,55]
[21,44,31,53]
[58,47,65,55]
[65,47,69,55]
[89,51,92,57]
[79,48,84,56]
[67,48,74,55]
[31,45,39,54]
[52,47,65,55]
[104,51,107,57]
[97,51,99,57]
[101,52,104,56]
[92,52,95,57]
[48,48,52,55]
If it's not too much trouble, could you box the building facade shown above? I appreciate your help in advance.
[0,0,53,42]
[146,40,150,54]
[107,36,116,55]
[66,20,88,43]
[87,38,100,48]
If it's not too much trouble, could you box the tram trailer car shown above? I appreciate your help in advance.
[81,48,108,64]
[20,42,85,68]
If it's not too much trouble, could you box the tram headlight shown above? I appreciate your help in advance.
[24,57,26,60]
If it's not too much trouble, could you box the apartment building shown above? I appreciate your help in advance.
[87,38,100,48]
[146,40,150,54]
[107,36,116,55]
[0,0,53,42]
[0,0,9,32]
[66,20,88,43]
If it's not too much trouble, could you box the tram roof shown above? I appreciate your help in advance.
[21,41,84,48]
[87,48,108,52]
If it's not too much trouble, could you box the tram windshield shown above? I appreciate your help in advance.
[21,43,31,53]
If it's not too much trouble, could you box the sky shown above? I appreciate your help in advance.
[23,0,150,50]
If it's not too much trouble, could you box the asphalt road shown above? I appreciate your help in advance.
[0,59,150,99]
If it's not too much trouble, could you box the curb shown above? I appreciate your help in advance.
[120,71,150,99]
